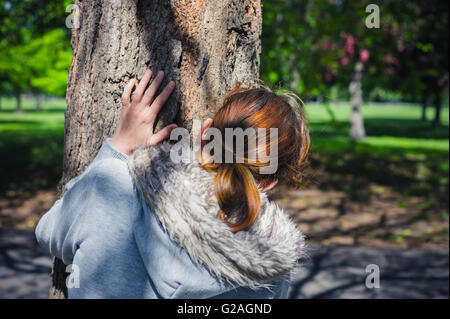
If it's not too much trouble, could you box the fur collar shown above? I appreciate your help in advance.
[128,141,306,288]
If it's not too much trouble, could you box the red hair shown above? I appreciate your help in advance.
[201,86,310,232]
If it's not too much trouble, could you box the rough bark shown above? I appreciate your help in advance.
[349,61,366,141]
[50,0,262,298]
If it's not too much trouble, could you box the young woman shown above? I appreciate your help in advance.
[36,69,310,299]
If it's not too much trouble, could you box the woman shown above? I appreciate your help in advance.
[36,69,310,299]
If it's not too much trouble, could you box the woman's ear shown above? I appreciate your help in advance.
[260,178,278,192]
[201,118,213,140]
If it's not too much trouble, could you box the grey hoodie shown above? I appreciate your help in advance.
[35,138,305,298]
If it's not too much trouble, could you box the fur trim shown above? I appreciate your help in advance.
[128,141,306,288]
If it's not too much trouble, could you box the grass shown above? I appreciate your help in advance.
[0,98,65,132]
[0,97,65,197]
[305,102,449,209]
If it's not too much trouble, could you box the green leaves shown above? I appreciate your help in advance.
[261,0,448,103]
[28,29,72,96]
[0,0,71,97]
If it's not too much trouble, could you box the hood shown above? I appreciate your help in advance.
[128,141,306,288]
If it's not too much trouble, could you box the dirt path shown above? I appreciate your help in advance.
[289,243,448,298]
[0,183,448,298]
[270,184,449,249]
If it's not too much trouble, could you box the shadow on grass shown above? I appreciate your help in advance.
[21,108,67,114]
[311,119,449,140]
[0,128,64,197]
[0,119,42,125]
[309,137,449,210]
[365,119,449,139]
[0,106,66,114]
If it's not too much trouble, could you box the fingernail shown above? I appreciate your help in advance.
[158,70,163,77]
[169,81,175,88]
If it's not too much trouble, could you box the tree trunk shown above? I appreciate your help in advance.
[35,94,43,111]
[49,0,262,299]
[421,95,428,122]
[349,61,366,140]
[14,91,22,113]
[432,91,442,127]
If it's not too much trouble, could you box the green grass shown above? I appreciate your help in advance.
[304,102,449,207]
[0,97,66,132]
[0,97,65,196]
[307,102,449,122]
[362,136,448,152]
[307,102,449,141]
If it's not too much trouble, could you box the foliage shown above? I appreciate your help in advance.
[0,0,71,98]
[261,0,449,107]
[28,29,72,96]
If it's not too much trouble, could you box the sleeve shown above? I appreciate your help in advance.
[34,138,136,264]
[133,203,236,299]
[54,138,129,194]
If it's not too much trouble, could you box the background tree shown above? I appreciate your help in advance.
[390,0,449,126]
[49,0,262,298]
[0,0,71,110]
[27,29,73,104]
[260,0,448,137]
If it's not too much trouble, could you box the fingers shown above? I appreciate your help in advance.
[201,118,213,139]
[147,80,175,119]
[121,78,136,108]
[132,69,152,102]
[148,124,178,147]
[141,70,165,107]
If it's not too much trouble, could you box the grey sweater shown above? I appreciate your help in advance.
[35,138,305,298]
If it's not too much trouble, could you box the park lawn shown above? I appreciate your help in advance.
[305,102,449,217]
[0,98,65,196]
[0,97,66,132]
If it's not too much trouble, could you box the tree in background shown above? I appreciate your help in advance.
[261,1,395,140]
[28,29,72,102]
[0,0,71,110]
[389,0,449,126]
[261,0,449,137]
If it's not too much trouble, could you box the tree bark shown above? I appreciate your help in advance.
[49,0,262,298]
[349,61,366,140]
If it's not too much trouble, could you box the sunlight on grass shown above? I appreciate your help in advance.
[362,136,449,152]
[306,102,449,125]
[0,97,65,132]
[0,97,66,196]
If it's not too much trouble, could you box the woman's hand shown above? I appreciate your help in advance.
[111,69,178,155]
